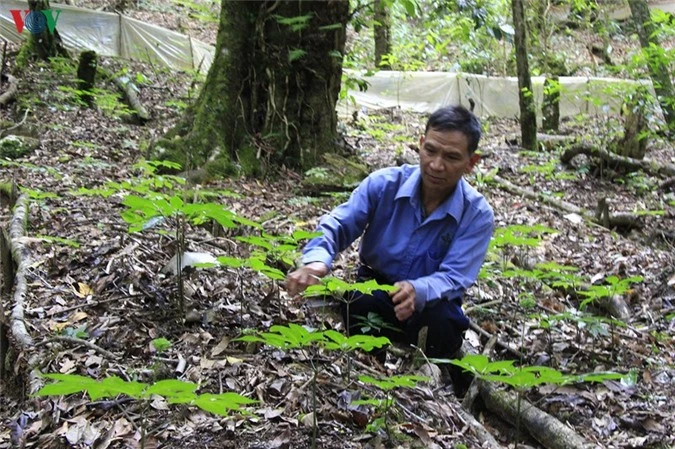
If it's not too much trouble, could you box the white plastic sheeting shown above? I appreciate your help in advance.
[0,0,657,120]
[0,0,213,72]
[341,70,653,120]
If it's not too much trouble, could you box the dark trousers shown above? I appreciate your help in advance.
[340,268,465,359]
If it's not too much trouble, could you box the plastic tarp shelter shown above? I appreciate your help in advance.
[340,70,654,121]
[0,0,213,73]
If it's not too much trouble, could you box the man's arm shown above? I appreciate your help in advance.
[286,175,380,295]
[408,208,494,312]
[285,262,330,297]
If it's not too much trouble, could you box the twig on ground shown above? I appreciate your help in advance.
[44,335,119,360]
[469,322,525,360]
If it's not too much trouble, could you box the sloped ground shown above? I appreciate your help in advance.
[0,4,674,449]
[0,48,673,448]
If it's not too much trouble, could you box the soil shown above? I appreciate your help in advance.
[0,2,674,449]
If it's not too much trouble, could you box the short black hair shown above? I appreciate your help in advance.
[424,105,481,155]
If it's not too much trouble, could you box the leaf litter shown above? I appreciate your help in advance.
[0,6,674,449]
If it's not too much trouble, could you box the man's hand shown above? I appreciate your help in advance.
[285,262,329,297]
[390,281,416,321]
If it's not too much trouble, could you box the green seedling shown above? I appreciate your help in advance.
[303,277,398,297]
[62,325,89,339]
[521,159,578,182]
[502,262,586,293]
[443,354,624,388]
[151,338,172,353]
[36,374,255,449]
[535,310,628,359]
[438,354,624,449]
[237,230,322,273]
[304,277,398,377]
[20,188,59,201]
[354,312,404,334]
[236,324,389,449]
[470,167,499,188]
[578,275,643,309]
[355,374,428,440]
[488,224,558,272]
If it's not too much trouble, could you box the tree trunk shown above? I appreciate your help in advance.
[615,105,647,159]
[373,0,391,69]
[76,50,97,107]
[628,0,675,129]
[26,0,67,60]
[542,76,560,132]
[160,0,349,175]
[511,0,538,150]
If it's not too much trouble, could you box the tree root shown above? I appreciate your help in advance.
[3,192,45,397]
[492,174,643,231]
[456,406,507,449]
[561,143,675,177]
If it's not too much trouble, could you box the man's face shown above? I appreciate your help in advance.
[419,128,480,198]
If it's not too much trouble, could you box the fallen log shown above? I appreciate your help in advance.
[561,143,675,178]
[479,381,595,449]
[113,77,150,124]
[8,193,32,349]
[492,174,643,231]
[0,74,18,106]
[457,406,507,449]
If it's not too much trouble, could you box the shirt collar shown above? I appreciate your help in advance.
[395,166,465,222]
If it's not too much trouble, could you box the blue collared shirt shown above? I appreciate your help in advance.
[302,164,494,324]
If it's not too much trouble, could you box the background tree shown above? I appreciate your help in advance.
[628,0,675,130]
[373,0,392,69]
[20,0,67,61]
[158,0,350,174]
[511,0,537,150]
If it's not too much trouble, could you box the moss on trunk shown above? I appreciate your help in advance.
[511,0,538,151]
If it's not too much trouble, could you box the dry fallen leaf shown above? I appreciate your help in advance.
[70,311,88,322]
[300,412,315,428]
[73,283,94,298]
[268,428,291,449]
[211,336,230,357]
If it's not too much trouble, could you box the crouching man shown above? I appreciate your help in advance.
[286,105,494,360]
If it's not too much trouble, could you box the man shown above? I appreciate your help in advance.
[286,105,494,359]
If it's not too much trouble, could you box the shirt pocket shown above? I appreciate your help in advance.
[425,245,449,272]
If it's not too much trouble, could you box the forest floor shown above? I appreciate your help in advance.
[1,2,675,449]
